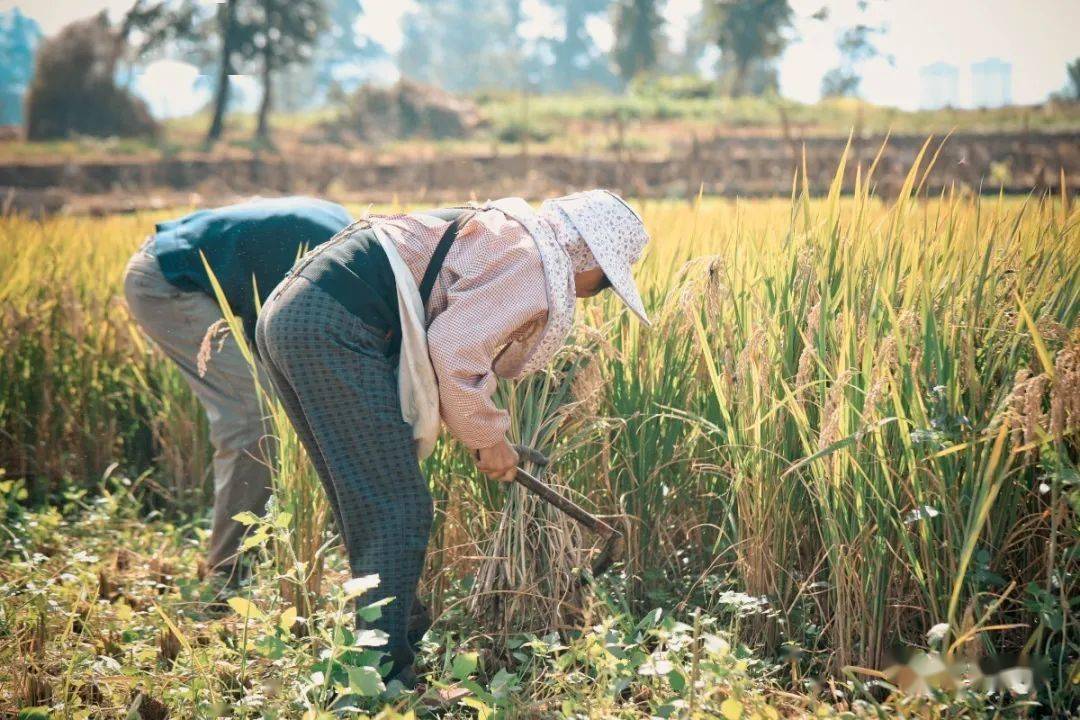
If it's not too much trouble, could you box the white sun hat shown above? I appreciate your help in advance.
[540,189,651,325]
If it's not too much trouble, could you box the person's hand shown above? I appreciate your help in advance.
[475,439,519,482]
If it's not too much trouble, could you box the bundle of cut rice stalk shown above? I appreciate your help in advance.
[468,337,609,641]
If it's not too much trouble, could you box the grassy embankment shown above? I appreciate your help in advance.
[2,93,1078,163]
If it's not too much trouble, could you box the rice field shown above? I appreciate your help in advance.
[1,150,1078,717]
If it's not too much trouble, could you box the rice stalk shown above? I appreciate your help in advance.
[467,338,608,642]
[2,188,1077,684]
[200,259,329,618]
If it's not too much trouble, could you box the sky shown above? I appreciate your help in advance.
[4,0,1078,116]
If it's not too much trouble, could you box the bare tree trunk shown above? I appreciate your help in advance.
[732,58,748,98]
[255,49,273,141]
[206,0,237,145]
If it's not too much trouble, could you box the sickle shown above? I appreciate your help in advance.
[512,444,623,578]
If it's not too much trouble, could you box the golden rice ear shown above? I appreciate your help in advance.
[196,318,231,378]
[1049,338,1080,438]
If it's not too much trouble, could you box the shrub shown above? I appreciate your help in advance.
[340,78,481,142]
[631,73,718,100]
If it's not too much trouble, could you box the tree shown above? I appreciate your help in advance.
[820,24,881,98]
[197,0,326,144]
[1066,58,1080,101]
[502,0,528,86]
[398,0,616,93]
[311,0,386,99]
[233,0,327,141]
[110,0,223,137]
[0,8,43,125]
[820,1,886,99]
[117,0,201,59]
[511,0,617,92]
[531,0,618,92]
[110,1,219,139]
[613,0,664,83]
[661,6,710,76]
[716,54,779,95]
[506,0,526,36]
[206,0,240,145]
[705,0,793,97]
[399,0,522,92]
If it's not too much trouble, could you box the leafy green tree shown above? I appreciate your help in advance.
[531,0,618,92]
[312,0,386,97]
[503,0,527,85]
[232,0,327,141]
[398,0,615,93]
[705,0,793,97]
[506,0,527,35]
[399,0,522,92]
[820,1,886,99]
[118,0,201,59]
[613,0,664,83]
[662,6,709,76]
[176,0,325,144]
[820,24,882,98]
[116,1,222,140]
[0,8,42,125]
[1066,58,1080,101]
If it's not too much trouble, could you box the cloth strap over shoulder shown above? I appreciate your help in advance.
[419,211,475,308]
[375,209,473,461]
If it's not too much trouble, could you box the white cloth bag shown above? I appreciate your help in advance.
[374,225,442,460]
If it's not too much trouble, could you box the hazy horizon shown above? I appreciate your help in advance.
[4,0,1077,116]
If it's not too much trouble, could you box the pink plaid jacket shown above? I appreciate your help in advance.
[373,209,549,450]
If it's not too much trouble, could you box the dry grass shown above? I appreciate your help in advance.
[468,342,608,641]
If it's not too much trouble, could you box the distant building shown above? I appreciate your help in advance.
[971,58,1012,108]
[920,62,959,109]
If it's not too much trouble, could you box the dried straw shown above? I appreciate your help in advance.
[467,338,607,642]
[468,468,591,637]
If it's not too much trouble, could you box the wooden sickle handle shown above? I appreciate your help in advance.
[512,466,618,540]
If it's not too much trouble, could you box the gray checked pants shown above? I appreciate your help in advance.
[255,275,431,677]
[124,244,272,574]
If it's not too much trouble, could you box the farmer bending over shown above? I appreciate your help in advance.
[123,196,352,585]
[255,191,650,685]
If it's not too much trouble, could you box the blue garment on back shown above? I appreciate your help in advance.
[152,196,352,343]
